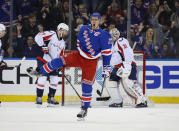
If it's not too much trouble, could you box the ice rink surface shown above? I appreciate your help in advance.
[0,102,179,131]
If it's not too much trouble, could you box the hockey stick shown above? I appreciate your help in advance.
[132,42,137,50]
[96,77,111,101]
[96,77,106,96]
[8,56,26,68]
[62,73,82,100]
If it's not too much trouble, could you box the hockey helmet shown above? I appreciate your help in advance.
[57,23,69,31]
[0,23,6,32]
[109,28,120,41]
[91,12,101,19]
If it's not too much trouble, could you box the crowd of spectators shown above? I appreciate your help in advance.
[0,0,179,59]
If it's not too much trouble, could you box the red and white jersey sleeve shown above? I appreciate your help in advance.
[111,37,135,66]
[35,31,65,62]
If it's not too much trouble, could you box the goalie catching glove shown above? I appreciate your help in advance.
[102,65,111,78]
[117,62,131,78]
[0,60,7,70]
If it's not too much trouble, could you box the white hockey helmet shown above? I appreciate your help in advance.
[0,23,6,32]
[57,23,69,31]
[109,28,120,41]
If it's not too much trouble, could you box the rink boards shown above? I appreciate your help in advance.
[0,58,179,103]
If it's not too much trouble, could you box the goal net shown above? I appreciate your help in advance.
[60,51,146,106]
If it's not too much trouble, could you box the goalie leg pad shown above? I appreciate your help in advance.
[121,78,146,104]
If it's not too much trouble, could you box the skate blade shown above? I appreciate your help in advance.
[47,103,60,107]
[77,117,85,121]
[36,104,43,108]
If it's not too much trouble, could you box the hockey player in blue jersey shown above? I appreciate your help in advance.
[27,12,113,119]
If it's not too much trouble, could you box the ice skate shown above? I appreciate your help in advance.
[36,97,42,107]
[26,67,41,77]
[109,102,123,108]
[47,97,59,107]
[135,101,148,108]
[77,107,88,121]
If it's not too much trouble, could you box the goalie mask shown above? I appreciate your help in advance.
[109,28,120,42]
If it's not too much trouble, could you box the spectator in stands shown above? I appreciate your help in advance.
[75,4,90,25]
[37,0,56,30]
[23,35,42,58]
[134,26,161,58]
[146,2,158,27]
[170,0,179,28]
[114,14,127,38]
[21,13,39,38]
[152,5,171,47]
[82,0,100,14]
[5,45,16,58]
[161,42,175,59]
[0,0,17,25]
[131,0,149,26]
[107,22,116,32]
[16,0,38,19]
[158,1,172,26]
[106,0,124,23]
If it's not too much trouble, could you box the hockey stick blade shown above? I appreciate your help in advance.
[96,96,111,101]
[96,89,102,96]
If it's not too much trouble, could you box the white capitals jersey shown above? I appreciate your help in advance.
[110,37,135,66]
[0,39,2,61]
[35,31,65,62]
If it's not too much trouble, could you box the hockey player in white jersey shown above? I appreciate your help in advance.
[30,23,69,106]
[0,24,7,70]
[108,28,147,108]
[0,23,6,105]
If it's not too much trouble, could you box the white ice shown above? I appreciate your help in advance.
[0,102,179,131]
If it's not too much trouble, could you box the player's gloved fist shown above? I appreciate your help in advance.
[42,46,49,53]
[102,66,111,78]
[0,61,7,70]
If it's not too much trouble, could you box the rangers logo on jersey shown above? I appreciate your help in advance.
[94,32,100,36]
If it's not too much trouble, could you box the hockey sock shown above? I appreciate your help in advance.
[36,88,44,97]
[48,87,56,98]
[40,58,64,75]
[81,83,92,108]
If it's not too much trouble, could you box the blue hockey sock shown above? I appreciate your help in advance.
[81,83,92,108]
[40,58,64,75]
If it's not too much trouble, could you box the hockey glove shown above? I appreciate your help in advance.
[102,66,111,78]
[42,45,49,54]
[0,61,7,70]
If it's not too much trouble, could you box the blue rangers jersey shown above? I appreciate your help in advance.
[77,25,112,67]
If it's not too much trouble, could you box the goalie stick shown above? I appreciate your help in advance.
[96,77,111,101]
